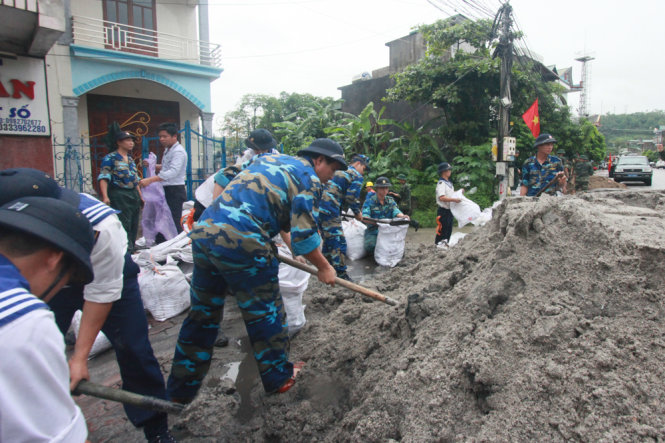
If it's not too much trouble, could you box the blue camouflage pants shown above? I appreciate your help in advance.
[167,241,293,401]
[364,226,379,254]
[321,216,347,274]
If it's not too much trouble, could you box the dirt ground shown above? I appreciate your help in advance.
[83,190,665,441]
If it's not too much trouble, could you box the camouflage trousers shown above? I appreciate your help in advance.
[364,226,378,254]
[320,216,347,274]
[575,179,589,192]
[166,238,292,400]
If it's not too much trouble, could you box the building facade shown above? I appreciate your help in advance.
[1,0,222,191]
[0,0,66,174]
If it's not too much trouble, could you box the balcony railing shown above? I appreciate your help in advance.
[72,15,221,68]
[2,0,38,13]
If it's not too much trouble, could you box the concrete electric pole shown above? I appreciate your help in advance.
[495,3,515,199]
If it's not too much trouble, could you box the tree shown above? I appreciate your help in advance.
[325,102,395,157]
[387,16,583,161]
[220,92,348,152]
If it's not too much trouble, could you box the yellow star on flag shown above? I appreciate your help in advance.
[532,115,539,125]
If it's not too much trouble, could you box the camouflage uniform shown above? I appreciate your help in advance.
[318,166,364,275]
[520,155,564,196]
[574,159,594,192]
[167,154,323,399]
[361,193,400,253]
[98,151,141,251]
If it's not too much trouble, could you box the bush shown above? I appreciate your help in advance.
[410,183,437,228]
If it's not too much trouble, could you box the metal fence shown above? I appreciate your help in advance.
[54,120,228,200]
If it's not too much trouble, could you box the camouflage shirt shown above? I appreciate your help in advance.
[212,153,268,189]
[574,161,594,181]
[521,154,564,196]
[319,165,364,221]
[362,193,401,234]
[98,151,140,189]
[194,154,323,263]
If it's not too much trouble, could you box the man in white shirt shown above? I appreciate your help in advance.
[140,122,188,233]
[0,190,95,443]
[435,162,462,246]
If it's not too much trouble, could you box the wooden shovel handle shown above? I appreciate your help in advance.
[277,254,399,306]
[73,380,185,415]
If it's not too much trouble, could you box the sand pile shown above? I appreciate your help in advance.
[175,190,665,441]
[588,175,627,190]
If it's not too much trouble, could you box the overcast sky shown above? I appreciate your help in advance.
[207,0,664,128]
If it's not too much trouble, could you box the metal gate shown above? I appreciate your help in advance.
[54,120,229,200]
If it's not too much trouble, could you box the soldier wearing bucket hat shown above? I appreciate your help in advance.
[168,138,346,402]
[520,133,566,196]
[98,130,143,252]
[0,196,95,442]
[209,128,281,203]
[318,153,371,281]
[361,176,408,254]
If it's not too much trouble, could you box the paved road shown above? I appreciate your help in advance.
[596,168,665,190]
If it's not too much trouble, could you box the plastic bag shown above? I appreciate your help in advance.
[342,216,367,260]
[374,223,408,267]
[450,190,482,228]
[138,256,191,321]
[276,242,309,334]
[71,310,113,359]
[141,152,178,246]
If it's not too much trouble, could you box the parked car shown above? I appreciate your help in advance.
[656,160,665,169]
[613,155,652,186]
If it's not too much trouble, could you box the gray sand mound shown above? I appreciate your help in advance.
[176,190,665,441]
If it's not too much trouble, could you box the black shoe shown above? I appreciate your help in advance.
[214,330,229,347]
[147,430,177,443]
[337,272,353,282]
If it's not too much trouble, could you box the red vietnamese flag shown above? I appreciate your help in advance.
[522,99,540,138]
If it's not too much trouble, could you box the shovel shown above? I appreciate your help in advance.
[341,213,420,231]
[277,254,399,306]
[534,172,566,197]
[73,380,185,415]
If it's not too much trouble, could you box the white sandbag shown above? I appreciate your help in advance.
[374,223,408,267]
[71,310,113,359]
[449,231,468,247]
[138,257,191,321]
[342,217,367,260]
[472,207,493,226]
[135,231,191,264]
[276,243,309,333]
[450,190,482,228]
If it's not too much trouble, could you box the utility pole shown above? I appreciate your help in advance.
[496,3,514,199]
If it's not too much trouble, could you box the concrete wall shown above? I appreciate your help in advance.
[339,75,443,132]
[386,32,426,74]
[156,0,197,40]
[45,44,75,142]
[339,31,443,133]
[71,0,98,18]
